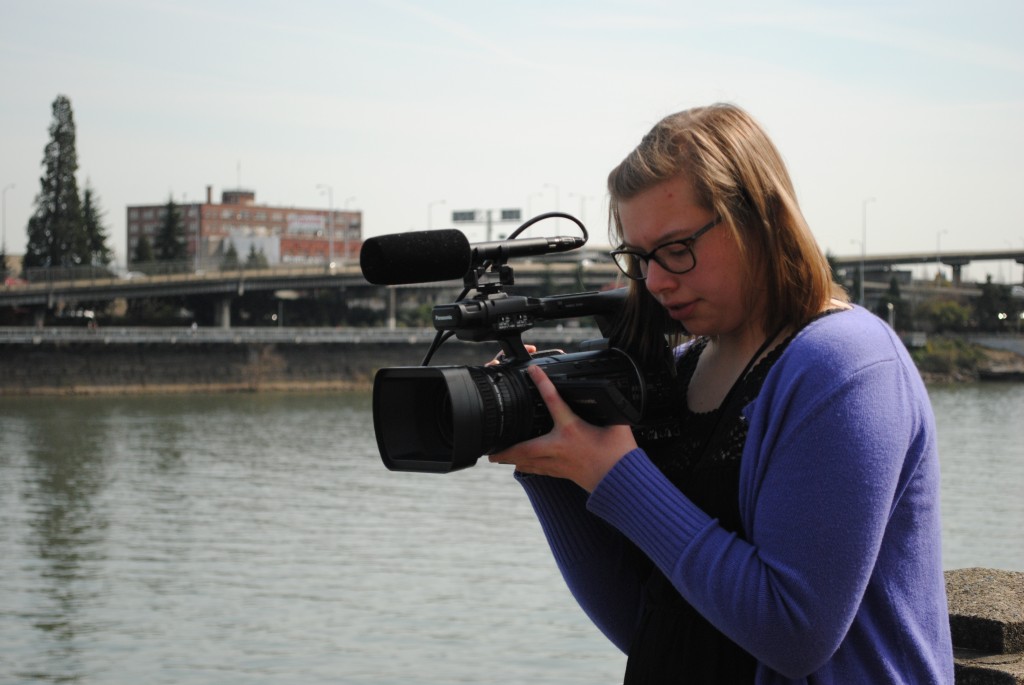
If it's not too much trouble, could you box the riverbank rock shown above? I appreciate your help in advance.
[921,346,1024,385]
[978,348,1024,382]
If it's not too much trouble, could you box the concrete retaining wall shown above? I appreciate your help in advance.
[970,335,1024,357]
[0,340,499,395]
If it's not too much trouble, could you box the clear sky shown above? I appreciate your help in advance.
[2,0,1023,282]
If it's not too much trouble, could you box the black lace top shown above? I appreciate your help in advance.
[623,334,794,684]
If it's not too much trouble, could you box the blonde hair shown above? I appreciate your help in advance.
[607,103,846,359]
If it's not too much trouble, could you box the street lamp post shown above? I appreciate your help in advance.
[936,229,949,282]
[568,192,592,225]
[544,183,560,212]
[860,197,875,305]
[2,183,13,257]
[343,196,356,262]
[527,191,544,219]
[427,199,446,229]
[317,184,334,266]
[183,192,198,272]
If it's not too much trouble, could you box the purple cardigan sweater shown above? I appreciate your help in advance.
[517,306,954,683]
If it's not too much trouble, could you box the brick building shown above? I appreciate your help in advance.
[126,186,362,269]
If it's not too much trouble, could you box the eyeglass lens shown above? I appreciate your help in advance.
[613,243,696,279]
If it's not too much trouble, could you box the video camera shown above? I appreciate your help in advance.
[360,213,676,474]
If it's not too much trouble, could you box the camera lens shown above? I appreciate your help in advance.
[373,367,481,472]
[434,393,454,450]
[371,349,652,473]
[465,365,544,457]
[372,364,544,473]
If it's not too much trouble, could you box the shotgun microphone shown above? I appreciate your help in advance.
[359,230,472,285]
[359,229,586,286]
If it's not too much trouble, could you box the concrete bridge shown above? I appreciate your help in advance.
[830,248,1024,287]
[1,261,622,327]
[3,248,1021,327]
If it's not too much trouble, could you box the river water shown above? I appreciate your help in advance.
[1,382,1021,684]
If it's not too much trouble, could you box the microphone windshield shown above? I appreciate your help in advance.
[360,229,472,285]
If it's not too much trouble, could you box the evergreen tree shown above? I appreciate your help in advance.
[133,234,154,266]
[24,95,86,268]
[245,244,268,269]
[873,275,913,331]
[849,268,863,304]
[153,196,186,262]
[81,181,113,266]
[973,276,1012,332]
[221,242,240,270]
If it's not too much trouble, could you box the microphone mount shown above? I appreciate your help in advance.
[463,259,514,296]
[416,212,589,366]
[461,212,588,296]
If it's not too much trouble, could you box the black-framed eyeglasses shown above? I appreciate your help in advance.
[608,217,721,281]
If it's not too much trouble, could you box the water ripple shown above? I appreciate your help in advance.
[1,385,1020,684]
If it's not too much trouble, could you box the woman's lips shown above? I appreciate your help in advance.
[662,299,698,320]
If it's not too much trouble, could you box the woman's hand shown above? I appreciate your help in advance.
[488,364,638,493]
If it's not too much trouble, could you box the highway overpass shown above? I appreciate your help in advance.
[829,248,1024,286]
[0,260,625,327]
[3,248,1021,327]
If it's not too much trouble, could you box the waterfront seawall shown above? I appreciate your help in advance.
[0,341,489,395]
[0,327,599,395]
[2,327,1022,396]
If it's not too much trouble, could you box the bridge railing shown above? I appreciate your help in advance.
[20,261,352,285]
[22,264,122,283]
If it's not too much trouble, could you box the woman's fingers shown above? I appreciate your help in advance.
[525,364,576,425]
[488,364,638,492]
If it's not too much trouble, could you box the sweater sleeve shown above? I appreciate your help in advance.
[515,472,646,652]
[586,311,933,678]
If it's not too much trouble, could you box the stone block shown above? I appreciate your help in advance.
[947,568,1024,685]
[948,568,1024,654]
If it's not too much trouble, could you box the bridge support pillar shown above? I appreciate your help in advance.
[215,297,232,329]
[387,288,396,330]
[942,258,971,288]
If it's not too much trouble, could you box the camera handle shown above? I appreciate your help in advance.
[496,333,533,364]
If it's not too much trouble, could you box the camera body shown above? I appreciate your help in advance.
[374,342,677,473]
[363,218,677,473]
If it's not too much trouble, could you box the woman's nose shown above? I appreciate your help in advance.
[644,259,675,295]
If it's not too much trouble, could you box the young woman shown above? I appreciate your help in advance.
[490,104,953,683]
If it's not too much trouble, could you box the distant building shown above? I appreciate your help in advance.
[126,186,362,269]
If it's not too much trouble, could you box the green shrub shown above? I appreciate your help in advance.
[910,337,985,374]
